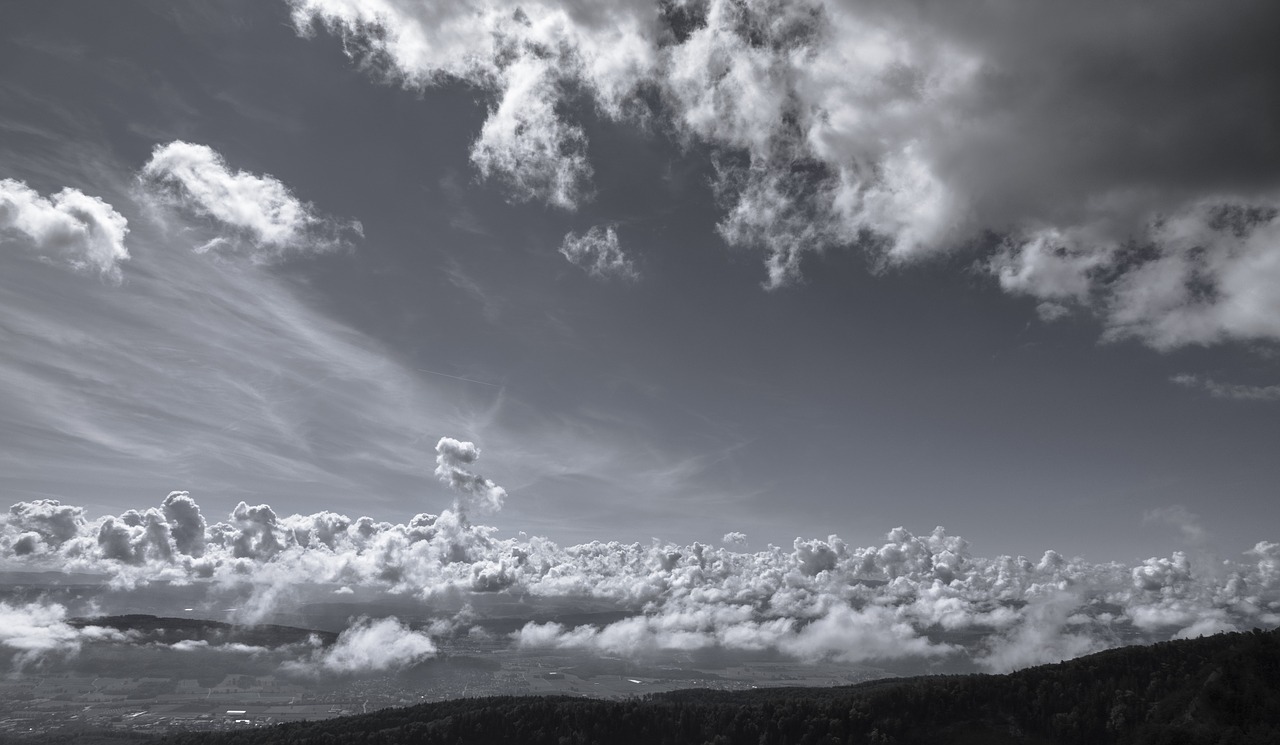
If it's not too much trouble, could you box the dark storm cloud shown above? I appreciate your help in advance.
[289,0,1280,347]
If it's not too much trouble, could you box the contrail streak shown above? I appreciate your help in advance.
[415,367,502,388]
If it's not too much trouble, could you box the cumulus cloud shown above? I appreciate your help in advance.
[0,178,129,280]
[138,141,361,260]
[3,490,1278,672]
[283,616,436,676]
[721,531,747,548]
[559,225,638,281]
[289,0,1280,347]
[7,499,86,547]
[435,437,508,515]
[290,0,654,210]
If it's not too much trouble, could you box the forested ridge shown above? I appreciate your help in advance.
[159,627,1279,745]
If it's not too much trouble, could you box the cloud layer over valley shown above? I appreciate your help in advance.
[4,474,1277,674]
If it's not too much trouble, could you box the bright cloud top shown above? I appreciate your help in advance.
[288,0,1280,348]
[139,141,361,260]
[0,178,130,280]
[3,491,1278,673]
[284,616,437,675]
[434,437,508,516]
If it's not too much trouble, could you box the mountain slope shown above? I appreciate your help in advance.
[157,627,1280,745]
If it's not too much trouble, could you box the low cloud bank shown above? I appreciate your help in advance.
[4,492,1277,673]
[0,601,133,670]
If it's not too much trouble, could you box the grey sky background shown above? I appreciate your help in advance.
[2,0,1278,564]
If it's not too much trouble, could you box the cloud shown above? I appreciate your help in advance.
[1171,373,1280,402]
[5,492,1278,672]
[0,601,131,670]
[289,0,1280,347]
[0,178,129,280]
[977,591,1106,673]
[6,499,86,549]
[289,0,655,211]
[559,225,638,281]
[721,531,747,548]
[0,194,452,517]
[435,437,508,516]
[138,141,361,260]
[282,616,436,675]
[162,491,208,558]
[1143,505,1208,545]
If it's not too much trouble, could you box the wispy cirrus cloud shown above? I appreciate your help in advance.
[1171,373,1280,402]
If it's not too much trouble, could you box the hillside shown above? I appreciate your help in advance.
[151,627,1280,745]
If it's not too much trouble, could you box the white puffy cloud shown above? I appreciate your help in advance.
[290,0,656,211]
[4,489,1278,672]
[6,499,86,547]
[289,0,1280,347]
[162,491,208,558]
[559,225,638,281]
[435,437,508,515]
[283,616,436,675]
[138,141,361,260]
[0,178,129,280]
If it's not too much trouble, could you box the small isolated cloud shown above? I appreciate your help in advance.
[1143,505,1208,545]
[1172,373,1280,402]
[138,141,361,260]
[0,178,129,280]
[721,531,747,548]
[435,437,508,515]
[283,616,436,676]
[1036,302,1071,323]
[559,225,638,281]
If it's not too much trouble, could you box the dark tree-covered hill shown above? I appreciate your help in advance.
[151,627,1279,744]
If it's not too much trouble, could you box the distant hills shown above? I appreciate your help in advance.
[147,626,1279,745]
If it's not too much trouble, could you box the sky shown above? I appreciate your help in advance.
[2,0,1279,573]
